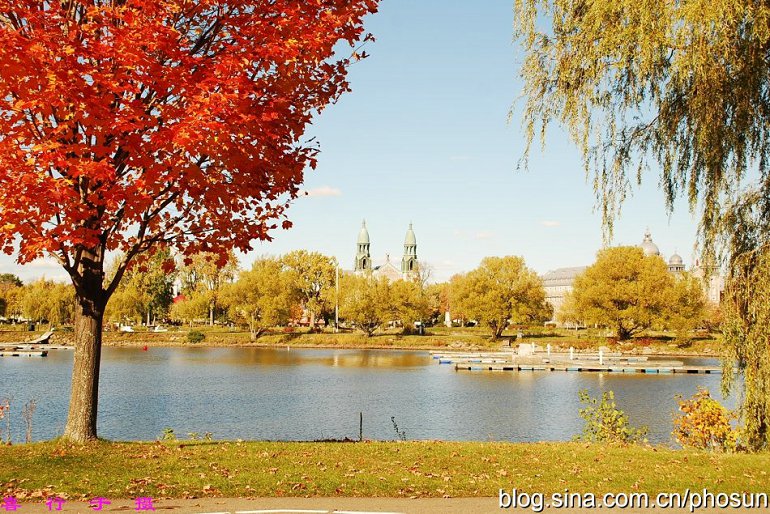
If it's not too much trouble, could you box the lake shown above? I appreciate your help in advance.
[0,347,731,444]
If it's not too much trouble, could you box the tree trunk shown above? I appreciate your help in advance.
[63,306,103,442]
[209,302,215,326]
[617,324,633,341]
[491,321,504,340]
[63,245,109,443]
[63,259,107,443]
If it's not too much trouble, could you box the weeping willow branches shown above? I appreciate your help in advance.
[514,0,770,450]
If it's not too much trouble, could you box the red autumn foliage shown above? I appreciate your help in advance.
[0,0,376,277]
[0,0,378,441]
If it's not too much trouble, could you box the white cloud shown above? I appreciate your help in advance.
[26,258,62,268]
[0,256,69,283]
[302,186,342,197]
[474,230,495,240]
[540,220,560,228]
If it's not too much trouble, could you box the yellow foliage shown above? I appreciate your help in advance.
[673,388,738,452]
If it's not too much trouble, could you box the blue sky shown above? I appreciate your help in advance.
[1,0,701,284]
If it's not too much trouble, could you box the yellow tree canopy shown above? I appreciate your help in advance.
[569,247,673,340]
[450,256,548,339]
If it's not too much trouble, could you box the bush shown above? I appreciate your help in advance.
[576,390,648,444]
[187,330,205,344]
[673,388,738,452]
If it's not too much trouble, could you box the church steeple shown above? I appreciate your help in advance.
[401,222,418,278]
[354,220,371,272]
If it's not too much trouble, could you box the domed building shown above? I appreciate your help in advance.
[640,228,660,256]
[353,220,419,282]
[668,252,685,273]
[542,228,724,325]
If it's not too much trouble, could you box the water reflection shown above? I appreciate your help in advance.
[0,347,729,444]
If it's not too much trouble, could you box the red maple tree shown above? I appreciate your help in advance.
[0,0,377,442]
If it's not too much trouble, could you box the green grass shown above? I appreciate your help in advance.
[0,440,767,500]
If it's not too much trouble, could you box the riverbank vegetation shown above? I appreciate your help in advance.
[1,246,717,350]
[1,440,768,500]
[0,325,721,355]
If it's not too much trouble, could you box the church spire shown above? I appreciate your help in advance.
[401,222,418,278]
[354,220,371,272]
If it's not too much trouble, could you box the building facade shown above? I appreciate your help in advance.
[353,221,419,282]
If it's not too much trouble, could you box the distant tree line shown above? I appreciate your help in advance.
[1,247,710,341]
[0,273,75,327]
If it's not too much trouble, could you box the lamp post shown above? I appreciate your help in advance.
[335,264,339,333]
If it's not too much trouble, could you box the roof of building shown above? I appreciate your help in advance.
[357,220,370,244]
[640,229,660,256]
[404,223,416,246]
[373,255,402,281]
[541,266,588,287]
[668,252,683,265]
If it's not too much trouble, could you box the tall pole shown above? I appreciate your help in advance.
[335,265,339,333]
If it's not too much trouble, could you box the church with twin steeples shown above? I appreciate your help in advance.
[353,221,419,282]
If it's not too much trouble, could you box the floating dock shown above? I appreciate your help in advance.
[0,343,72,350]
[452,362,721,374]
[0,350,48,357]
[432,350,722,374]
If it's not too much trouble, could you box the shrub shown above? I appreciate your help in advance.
[577,390,648,444]
[673,388,738,452]
[187,330,205,344]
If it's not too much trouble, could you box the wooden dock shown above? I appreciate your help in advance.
[432,350,722,375]
[453,362,721,374]
[0,350,48,357]
[0,343,72,350]
[0,331,69,356]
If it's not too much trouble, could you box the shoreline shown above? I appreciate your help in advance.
[0,327,722,359]
[99,340,720,359]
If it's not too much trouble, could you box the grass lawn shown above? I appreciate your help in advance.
[1,440,767,500]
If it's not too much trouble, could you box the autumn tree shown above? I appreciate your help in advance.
[338,273,391,337]
[721,197,770,450]
[0,0,378,442]
[281,250,337,329]
[568,247,674,340]
[169,293,209,328]
[514,0,770,448]
[177,251,238,326]
[425,281,450,325]
[666,272,707,342]
[21,279,76,328]
[222,257,297,339]
[389,279,431,333]
[0,274,22,318]
[0,274,21,288]
[449,256,548,339]
[107,248,176,326]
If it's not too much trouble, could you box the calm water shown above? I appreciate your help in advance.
[0,347,730,444]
